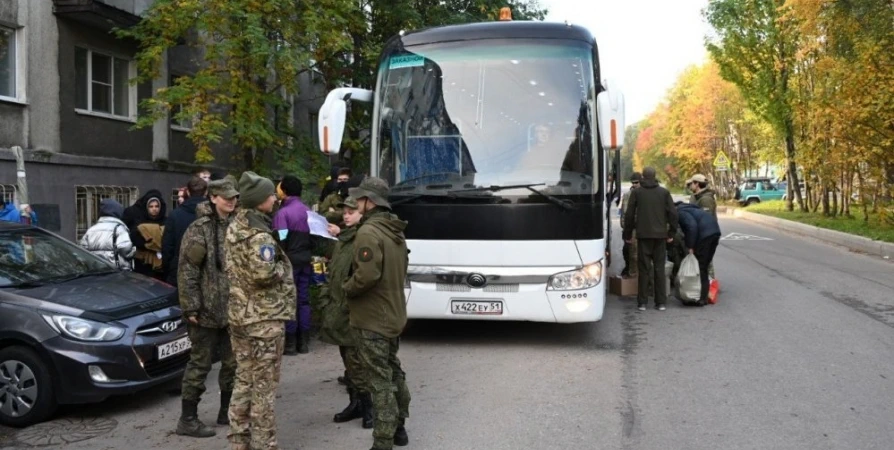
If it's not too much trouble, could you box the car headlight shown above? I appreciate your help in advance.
[42,315,125,342]
[547,261,603,291]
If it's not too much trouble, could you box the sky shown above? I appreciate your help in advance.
[542,0,712,125]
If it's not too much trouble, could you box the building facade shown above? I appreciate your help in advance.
[0,0,324,240]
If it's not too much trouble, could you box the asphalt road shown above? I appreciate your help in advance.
[2,216,893,450]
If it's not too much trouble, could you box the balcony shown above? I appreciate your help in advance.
[53,0,145,32]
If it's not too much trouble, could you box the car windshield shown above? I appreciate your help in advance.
[0,228,115,287]
[375,39,598,199]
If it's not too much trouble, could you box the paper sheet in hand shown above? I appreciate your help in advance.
[307,211,337,240]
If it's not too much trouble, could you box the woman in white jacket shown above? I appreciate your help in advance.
[80,199,136,270]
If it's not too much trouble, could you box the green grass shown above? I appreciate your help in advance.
[745,200,894,243]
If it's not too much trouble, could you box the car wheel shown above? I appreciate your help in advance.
[0,346,57,427]
[746,198,760,206]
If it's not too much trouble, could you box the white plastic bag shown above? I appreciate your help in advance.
[676,254,701,303]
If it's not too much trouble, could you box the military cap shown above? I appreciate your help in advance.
[337,196,359,210]
[349,177,391,209]
[208,178,239,199]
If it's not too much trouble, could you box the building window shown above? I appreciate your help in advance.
[75,47,135,119]
[169,75,193,130]
[309,112,319,144]
[0,184,16,205]
[0,26,20,100]
[75,186,139,240]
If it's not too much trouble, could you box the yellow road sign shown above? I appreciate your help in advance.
[713,151,731,168]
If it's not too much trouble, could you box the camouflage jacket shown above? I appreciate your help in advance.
[320,191,345,225]
[177,201,231,328]
[225,208,297,327]
[344,208,409,338]
[318,226,357,346]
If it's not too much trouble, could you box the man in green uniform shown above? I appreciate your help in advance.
[225,172,297,450]
[619,172,642,278]
[686,173,717,278]
[176,178,240,438]
[344,177,411,450]
[319,196,374,428]
[623,167,678,311]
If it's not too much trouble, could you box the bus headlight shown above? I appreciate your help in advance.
[547,261,602,291]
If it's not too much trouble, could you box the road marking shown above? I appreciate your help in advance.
[721,232,774,241]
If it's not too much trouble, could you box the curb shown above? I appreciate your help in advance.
[719,206,893,260]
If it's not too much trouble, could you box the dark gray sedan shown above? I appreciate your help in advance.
[0,221,190,427]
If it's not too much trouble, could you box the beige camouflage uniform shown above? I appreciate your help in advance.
[225,207,296,450]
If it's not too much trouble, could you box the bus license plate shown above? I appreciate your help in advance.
[451,301,503,315]
[158,336,192,360]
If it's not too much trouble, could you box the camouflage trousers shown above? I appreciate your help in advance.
[356,328,411,450]
[228,321,285,450]
[181,325,236,402]
[339,344,368,394]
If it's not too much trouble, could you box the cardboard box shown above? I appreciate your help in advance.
[609,276,637,297]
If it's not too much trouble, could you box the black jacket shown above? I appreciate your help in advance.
[676,203,721,250]
[623,178,678,241]
[162,196,204,285]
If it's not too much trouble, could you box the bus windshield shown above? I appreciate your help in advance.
[375,39,598,200]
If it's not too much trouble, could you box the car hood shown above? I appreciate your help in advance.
[1,271,178,320]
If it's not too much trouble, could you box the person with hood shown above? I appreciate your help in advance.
[272,175,314,355]
[163,176,207,286]
[79,199,136,270]
[623,167,677,312]
[320,168,354,224]
[175,178,240,439]
[319,196,374,429]
[675,202,722,306]
[225,171,296,450]
[0,199,21,223]
[344,177,411,450]
[124,190,167,279]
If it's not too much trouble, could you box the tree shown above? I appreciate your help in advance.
[705,0,807,211]
[121,0,355,168]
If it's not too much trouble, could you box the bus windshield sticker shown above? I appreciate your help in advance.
[389,54,425,70]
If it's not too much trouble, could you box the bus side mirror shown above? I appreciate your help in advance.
[597,79,625,150]
[318,88,375,155]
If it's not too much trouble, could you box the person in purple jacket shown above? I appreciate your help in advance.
[273,175,314,355]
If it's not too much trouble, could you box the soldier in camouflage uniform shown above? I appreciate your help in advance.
[319,168,353,224]
[319,196,373,428]
[225,172,297,450]
[344,177,411,450]
[176,178,240,438]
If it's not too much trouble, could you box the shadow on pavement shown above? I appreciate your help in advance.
[401,318,619,351]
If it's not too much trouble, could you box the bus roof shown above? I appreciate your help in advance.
[400,21,596,47]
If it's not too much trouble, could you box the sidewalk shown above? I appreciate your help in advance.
[718,206,894,260]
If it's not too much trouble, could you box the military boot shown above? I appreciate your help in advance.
[284,332,298,356]
[393,418,409,446]
[333,388,363,423]
[217,390,232,425]
[297,331,310,354]
[176,399,216,438]
[360,392,374,429]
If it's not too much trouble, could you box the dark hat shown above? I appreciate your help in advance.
[630,172,643,182]
[337,196,359,210]
[238,171,275,209]
[208,178,239,199]
[349,177,391,209]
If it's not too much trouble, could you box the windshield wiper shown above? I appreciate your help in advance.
[2,280,46,289]
[447,184,577,211]
[43,269,119,284]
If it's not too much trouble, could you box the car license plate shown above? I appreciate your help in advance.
[158,336,192,360]
[451,300,503,315]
